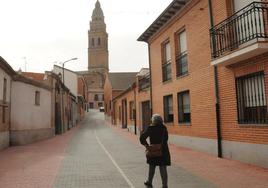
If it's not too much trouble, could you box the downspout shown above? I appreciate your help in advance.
[133,83,137,135]
[147,44,153,116]
[208,0,222,158]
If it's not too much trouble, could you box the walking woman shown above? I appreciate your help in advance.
[140,114,170,188]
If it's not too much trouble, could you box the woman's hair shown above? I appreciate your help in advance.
[151,114,163,125]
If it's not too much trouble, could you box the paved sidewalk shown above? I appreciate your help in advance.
[112,121,268,188]
[0,124,79,188]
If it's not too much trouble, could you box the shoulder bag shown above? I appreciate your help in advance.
[145,128,165,158]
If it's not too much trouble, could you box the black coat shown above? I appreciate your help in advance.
[139,123,171,166]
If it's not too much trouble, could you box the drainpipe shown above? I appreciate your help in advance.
[133,83,137,135]
[208,0,222,158]
[147,44,153,116]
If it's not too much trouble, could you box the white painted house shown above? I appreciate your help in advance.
[10,75,53,145]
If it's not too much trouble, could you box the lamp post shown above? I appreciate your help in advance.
[60,57,78,132]
[62,57,78,85]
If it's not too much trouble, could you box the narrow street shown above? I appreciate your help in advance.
[0,110,267,188]
[53,110,214,188]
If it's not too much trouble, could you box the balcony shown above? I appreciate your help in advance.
[210,2,268,66]
[138,73,150,91]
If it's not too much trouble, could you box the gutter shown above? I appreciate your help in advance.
[148,44,153,116]
[208,0,222,158]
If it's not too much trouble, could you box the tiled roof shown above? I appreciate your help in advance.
[108,72,137,90]
[22,72,45,81]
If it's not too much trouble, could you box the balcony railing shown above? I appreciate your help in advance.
[138,73,150,91]
[210,2,268,59]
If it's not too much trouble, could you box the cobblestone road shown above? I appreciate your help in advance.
[53,110,215,188]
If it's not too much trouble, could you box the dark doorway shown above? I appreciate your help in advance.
[55,102,62,134]
[142,100,151,132]
[121,99,127,128]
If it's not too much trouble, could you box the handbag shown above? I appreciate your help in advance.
[145,129,165,158]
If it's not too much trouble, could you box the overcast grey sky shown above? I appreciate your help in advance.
[0,0,173,73]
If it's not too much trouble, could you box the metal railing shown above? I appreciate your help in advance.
[138,73,150,91]
[210,2,268,58]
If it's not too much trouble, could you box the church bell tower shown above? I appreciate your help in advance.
[88,0,109,72]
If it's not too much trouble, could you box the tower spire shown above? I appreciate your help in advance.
[88,0,109,71]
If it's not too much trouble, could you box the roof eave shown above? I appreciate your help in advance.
[137,0,187,42]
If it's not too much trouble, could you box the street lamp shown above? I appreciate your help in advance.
[60,57,78,132]
[61,57,78,84]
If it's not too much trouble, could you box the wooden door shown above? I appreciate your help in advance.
[141,101,151,131]
[121,99,127,128]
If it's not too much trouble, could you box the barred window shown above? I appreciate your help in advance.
[236,72,268,124]
[178,91,191,124]
[176,30,188,77]
[163,95,173,123]
[162,41,172,82]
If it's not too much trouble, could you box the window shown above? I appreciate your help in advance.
[99,94,104,101]
[3,78,7,102]
[176,30,188,77]
[89,102,94,109]
[98,38,101,45]
[92,38,95,46]
[129,101,135,120]
[162,41,172,82]
[163,95,173,122]
[236,71,268,124]
[35,91,40,106]
[94,94,98,101]
[178,91,191,123]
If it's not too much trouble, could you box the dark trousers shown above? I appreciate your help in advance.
[147,165,168,187]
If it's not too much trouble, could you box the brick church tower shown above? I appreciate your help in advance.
[77,0,108,109]
[88,0,109,72]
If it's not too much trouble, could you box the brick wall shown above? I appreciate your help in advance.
[149,0,217,139]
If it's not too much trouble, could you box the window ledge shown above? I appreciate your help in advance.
[162,79,172,85]
[178,122,191,126]
[176,72,189,79]
[238,123,268,128]
[164,122,174,125]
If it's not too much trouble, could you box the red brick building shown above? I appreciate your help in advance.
[112,68,151,134]
[138,0,268,168]
[104,72,137,122]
